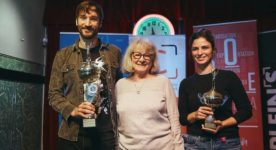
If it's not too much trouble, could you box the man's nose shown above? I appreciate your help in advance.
[85,19,91,26]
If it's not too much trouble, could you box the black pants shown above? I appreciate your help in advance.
[57,127,116,150]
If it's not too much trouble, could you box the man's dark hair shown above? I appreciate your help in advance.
[75,0,104,23]
[189,28,216,51]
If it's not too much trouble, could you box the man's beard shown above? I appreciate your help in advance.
[79,27,99,40]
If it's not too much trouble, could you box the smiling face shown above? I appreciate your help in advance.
[122,38,159,76]
[131,48,154,76]
[191,37,214,67]
[75,7,101,40]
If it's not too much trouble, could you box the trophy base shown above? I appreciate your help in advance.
[204,122,216,130]
[83,118,96,128]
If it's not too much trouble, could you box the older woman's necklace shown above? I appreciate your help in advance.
[134,81,146,94]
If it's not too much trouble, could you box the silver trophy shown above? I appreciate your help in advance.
[78,42,105,128]
[79,42,93,78]
[82,81,101,127]
[198,70,227,130]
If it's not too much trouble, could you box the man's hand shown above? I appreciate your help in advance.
[70,102,96,118]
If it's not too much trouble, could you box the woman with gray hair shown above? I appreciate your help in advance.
[115,38,184,150]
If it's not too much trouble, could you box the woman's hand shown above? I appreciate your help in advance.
[188,106,213,123]
[202,120,223,134]
[194,106,213,120]
[202,117,237,134]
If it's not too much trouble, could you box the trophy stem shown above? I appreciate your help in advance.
[86,43,91,63]
[204,114,216,129]
[211,69,216,90]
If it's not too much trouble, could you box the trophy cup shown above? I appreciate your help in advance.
[198,70,227,130]
[78,42,105,128]
[82,81,101,127]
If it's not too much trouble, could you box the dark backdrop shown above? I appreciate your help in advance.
[43,0,276,149]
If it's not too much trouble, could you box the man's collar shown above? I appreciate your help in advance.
[73,38,108,52]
